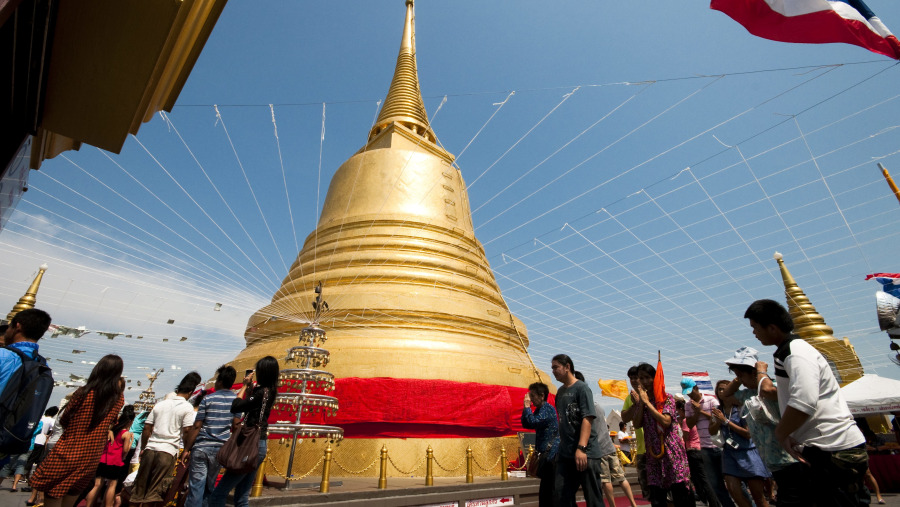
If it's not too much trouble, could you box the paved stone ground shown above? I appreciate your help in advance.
[1,473,899,507]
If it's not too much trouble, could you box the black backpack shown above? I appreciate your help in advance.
[0,346,53,454]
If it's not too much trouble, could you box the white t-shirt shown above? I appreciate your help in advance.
[145,397,196,456]
[33,415,54,446]
[774,338,864,451]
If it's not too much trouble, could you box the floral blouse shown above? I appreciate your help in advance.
[642,393,691,488]
[521,402,560,459]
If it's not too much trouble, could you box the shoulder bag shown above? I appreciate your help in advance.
[217,388,268,474]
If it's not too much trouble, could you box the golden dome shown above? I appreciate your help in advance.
[231,1,549,477]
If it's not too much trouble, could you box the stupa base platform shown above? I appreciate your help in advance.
[265,437,523,479]
[251,475,540,507]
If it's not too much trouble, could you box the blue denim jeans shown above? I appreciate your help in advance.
[208,439,266,507]
[183,445,221,507]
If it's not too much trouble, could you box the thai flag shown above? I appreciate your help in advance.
[682,371,715,395]
[711,0,900,59]
[866,273,900,298]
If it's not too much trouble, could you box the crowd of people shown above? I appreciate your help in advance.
[0,307,280,507]
[522,299,885,507]
[0,297,893,507]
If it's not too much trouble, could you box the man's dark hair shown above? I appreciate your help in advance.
[744,299,794,333]
[626,366,639,379]
[728,364,755,376]
[528,382,550,401]
[573,371,585,382]
[618,421,626,431]
[675,398,685,410]
[44,406,59,417]
[215,365,237,389]
[636,362,655,377]
[552,354,574,373]
[10,309,51,340]
[176,371,202,394]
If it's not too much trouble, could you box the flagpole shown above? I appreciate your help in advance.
[878,163,900,206]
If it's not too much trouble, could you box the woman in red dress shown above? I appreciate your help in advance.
[31,354,126,507]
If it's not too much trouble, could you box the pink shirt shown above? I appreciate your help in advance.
[679,418,700,451]
[684,394,719,449]
[101,429,128,467]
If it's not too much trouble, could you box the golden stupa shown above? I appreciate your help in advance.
[4,264,48,323]
[774,252,863,385]
[231,1,552,477]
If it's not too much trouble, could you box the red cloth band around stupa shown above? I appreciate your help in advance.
[264,377,554,439]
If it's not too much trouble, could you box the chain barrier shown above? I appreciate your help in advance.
[263,444,515,477]
[472,453,502,472]
[388,454,425,475]
[264,455,323,481]
[332,455,380,475]
[508,460,527,471]
[432,453,466,472]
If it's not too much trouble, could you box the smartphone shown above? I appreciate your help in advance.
[245,369,254,377]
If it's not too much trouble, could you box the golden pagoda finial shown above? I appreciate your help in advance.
[773,252,834,339]
[6,263,48,322]
[368,0,435,143]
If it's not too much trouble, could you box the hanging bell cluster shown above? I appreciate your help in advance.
[285,345,330,369]
[278,369,335,391]
[297,324,327,347]
[273,392,339,417]
[270,423,345,443]
[270,304,343,445]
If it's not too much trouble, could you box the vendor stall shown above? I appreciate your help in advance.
[841,375,900,416]
[841,375,900,491]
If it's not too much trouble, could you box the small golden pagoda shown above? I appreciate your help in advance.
[774,252,863,385]
[4,263,48,323]
[231,1,551,476]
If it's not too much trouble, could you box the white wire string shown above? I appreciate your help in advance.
[213,105,292,278]
[792,116,873,272]
[270,104,300,254]
[467,86,581,188]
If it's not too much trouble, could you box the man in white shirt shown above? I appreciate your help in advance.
[25,406,57,474]
[131,372,201,505]
[745,299,868,507]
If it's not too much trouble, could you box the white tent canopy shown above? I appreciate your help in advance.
[606,409,622,434]
[840,374,900,416]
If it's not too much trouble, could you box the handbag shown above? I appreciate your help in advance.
[217,388,268,474]
[526,442,555,478]
[742,376,779,425]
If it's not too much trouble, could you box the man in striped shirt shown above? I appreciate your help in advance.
[184,365,237,507]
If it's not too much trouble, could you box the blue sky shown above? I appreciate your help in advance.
[3,0,900,410]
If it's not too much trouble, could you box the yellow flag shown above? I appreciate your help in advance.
[597,379,629,400]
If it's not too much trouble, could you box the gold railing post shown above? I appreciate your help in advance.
[250,458,266,497]
[378,445,388,489]
[319,444,333,493]
[465,447,474,483]
[525,444,534,469]
[500,447,508,481]
[425,445,434,486]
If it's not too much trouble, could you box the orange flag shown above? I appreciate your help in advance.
[597,379,629,400]
[654,350,666,412]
